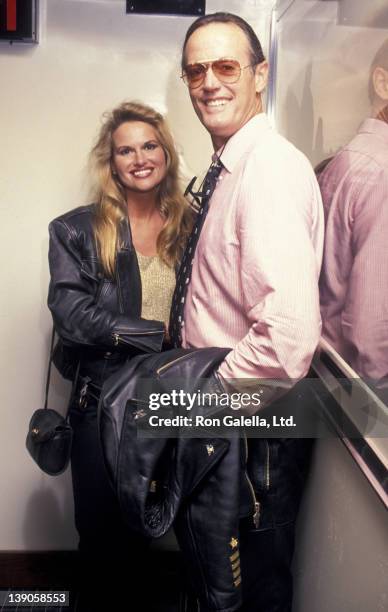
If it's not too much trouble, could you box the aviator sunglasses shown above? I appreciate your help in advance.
[181,59,255,89]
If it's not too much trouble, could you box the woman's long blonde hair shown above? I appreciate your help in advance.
[89,101,192,277]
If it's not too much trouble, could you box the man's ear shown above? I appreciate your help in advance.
[373,66,388,101]
[254,61,269,94]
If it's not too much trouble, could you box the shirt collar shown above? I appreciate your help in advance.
[358,117,388,144]
[213,112,272,173]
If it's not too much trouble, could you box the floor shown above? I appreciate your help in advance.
[0,550,184,612]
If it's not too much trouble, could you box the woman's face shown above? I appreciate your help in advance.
[111,121,167,195]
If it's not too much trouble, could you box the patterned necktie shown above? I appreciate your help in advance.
[169,158,224,347]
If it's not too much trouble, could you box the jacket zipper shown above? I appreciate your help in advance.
[112,331,161,346]
[265,440,271,490]
[244,435,260,528]
[185,506,209,607]
[115,266,124,314]
[156,353,191,375]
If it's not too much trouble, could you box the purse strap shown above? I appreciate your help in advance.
[43,327,56,411]
[44,327,81,419]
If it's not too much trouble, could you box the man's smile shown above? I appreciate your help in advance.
[202,97,231,108]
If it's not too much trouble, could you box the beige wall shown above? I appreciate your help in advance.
[275,0,388,166]
[293,438,388,612]
[0,0,272,550]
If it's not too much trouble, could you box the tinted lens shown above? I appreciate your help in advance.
[183,63,206,87]
[182,59,242,88]
[212,59,241,82]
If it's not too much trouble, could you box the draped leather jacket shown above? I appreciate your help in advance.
[99,347,315,611]
[99,346,255,612]
[47,204,165,383]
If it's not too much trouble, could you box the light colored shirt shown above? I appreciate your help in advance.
[136,252,175,327]
[182,113,324,383]
[318,117,388,382]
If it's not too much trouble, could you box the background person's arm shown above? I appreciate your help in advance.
[341,168,388,382]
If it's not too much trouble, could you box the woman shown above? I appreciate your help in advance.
[48,101,192,610]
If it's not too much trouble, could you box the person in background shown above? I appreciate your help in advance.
[170,12,324,611]
[319,39,388,396]
[48,100,191,611]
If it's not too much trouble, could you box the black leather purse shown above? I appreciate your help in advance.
[26,329,76,476]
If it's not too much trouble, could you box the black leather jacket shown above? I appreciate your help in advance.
[47,204,165,383]
[99,346,253,612]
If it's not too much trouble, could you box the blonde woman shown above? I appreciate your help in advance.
[48,101,192,610]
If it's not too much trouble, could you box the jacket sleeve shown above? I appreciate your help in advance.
[47,217,165,353]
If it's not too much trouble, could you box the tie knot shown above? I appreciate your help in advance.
[209,158,223,176]
[203,159,223,198]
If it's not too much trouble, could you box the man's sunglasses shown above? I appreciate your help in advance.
[181,59,255,89]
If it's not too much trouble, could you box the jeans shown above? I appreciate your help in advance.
[239,519,295,612]
[69,395,150,611]
[238,437,314,612]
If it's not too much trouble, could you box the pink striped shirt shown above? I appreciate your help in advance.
[182,113,324,383]
[319,118,388,382]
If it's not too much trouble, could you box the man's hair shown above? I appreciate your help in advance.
[368,38,388,102]
[181,12,266,69]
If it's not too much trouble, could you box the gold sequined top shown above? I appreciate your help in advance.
[136,252,176,326]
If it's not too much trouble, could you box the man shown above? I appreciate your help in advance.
[319,39,388,397]
[171,12,324,612]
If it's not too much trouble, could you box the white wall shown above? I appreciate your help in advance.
[0,0,272,551]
